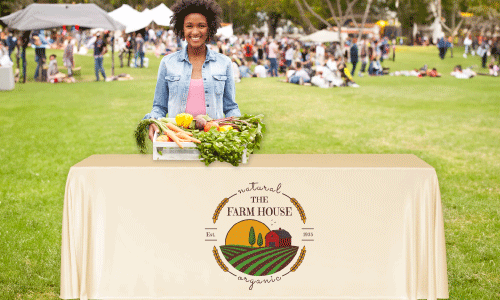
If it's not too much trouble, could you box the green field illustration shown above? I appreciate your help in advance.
[220,245,299,276]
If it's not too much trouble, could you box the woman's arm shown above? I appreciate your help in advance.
[143,57,169,120]
[223,59,241,117]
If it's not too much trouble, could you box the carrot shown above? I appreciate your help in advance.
[165,122,193,136]
[176,132,201,143]
[165,129,183,148]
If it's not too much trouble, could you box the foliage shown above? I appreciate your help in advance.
[257,233,263,247]
[249,226,256,246]
[217,0,259,34]
[194,114,265,166]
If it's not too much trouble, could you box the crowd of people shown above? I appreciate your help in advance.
[1,24,499,84]
[208,35,398,88]
[436,33,500,76]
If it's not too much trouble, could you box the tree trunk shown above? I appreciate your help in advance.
[357,0,373,41]
[294,0,317,34]
[267,12,281,38]
[302,0,332,29]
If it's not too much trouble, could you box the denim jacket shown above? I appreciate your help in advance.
[143,45,241,120]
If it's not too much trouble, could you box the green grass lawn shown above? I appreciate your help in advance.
[1,46,499,299]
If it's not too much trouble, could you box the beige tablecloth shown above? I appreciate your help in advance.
[61,154,448,300]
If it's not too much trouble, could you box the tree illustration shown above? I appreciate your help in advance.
[257,233,263,247]
[249,226,256,247]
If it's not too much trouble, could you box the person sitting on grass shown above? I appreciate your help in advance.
[47,54,67,83]
[314,64,344,87]
[288,61,310,85]
[368,55,383,76]
[477,60,500,77]
[284,65,296,83]
[489,61,499,76]
[47,54,58,82]
[253,60,267,78]
[310,69,330,88]
[338,61,359,87]
[325,53,338,75]
[239,60,252,78]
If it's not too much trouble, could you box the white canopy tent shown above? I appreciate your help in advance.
[1,3,125,31]
[150,4,174,27]
[216,24,233,39]
[299,30,341,43]
[108,4,141,30]
[109,3,173,33]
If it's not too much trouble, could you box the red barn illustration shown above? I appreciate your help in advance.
[265,228,292,247]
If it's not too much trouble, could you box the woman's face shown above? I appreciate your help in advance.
[183,13,209,48]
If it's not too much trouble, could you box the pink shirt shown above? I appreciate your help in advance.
[268,42,278,59]
[185,79,206,116]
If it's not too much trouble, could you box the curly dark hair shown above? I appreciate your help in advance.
[170,0,222,43]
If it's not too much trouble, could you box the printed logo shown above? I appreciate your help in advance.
[206,182,312,290]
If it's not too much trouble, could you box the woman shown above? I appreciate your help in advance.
[144,0,241,141]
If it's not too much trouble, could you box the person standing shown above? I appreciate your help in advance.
[6,29,17,62]
[144,0,241,141]
[117,32,126,68]
[63,38,75,78]
[448,36,454,58]
[438,36,447,60]
[94,33,107,81]
[148,27,156,44]
[392,38,396,61]
[463,34,472,58]
[243,40,253,63]
[316,42,325,66]
[285,44,294,68]
[480,39,490,69]
[350,38,359,77]
[126,34,134,67]
[268,39,278,77]
[359,39,368,76]
[135,33,145,68]
[33,33,47,81]
[491,39,499,62]
[19,32,29,83]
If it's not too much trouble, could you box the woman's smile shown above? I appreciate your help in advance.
[184,13,208,48]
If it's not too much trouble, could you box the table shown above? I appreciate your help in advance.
[0,65,15,91]
[61,154,448,300]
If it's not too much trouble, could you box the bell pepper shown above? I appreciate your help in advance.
[219,125,233,132]
[175,113,194,128]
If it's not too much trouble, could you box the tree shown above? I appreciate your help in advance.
[298,0,371,53]
[395,0,433,43]
[431,0,467,39]
[249,227,256,247]
[257,233,263,247]
[218,0,259,34]
[467,0,500,36]
[254,0,305,37]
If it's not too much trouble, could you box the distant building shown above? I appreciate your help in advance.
[265,228,291,247]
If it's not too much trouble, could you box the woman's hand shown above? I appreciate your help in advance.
[148,123,159,142]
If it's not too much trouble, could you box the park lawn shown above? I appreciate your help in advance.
[0,46,499,299]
